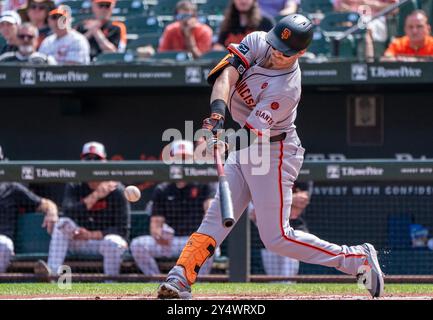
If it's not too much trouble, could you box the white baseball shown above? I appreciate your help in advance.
[124,185,141,202]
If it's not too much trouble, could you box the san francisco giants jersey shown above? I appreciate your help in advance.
[226,31,302,139]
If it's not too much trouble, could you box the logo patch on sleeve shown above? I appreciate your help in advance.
[238,43,250,55]
[255,110,274,126]
[271,102,279,110]
[237,64,246,75]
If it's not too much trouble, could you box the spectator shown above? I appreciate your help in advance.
[383,10,433,61]
[130,140,217,277]
[158,0,213,59]
[35,141,130,277]
[258,0,299,18]
[38,6,90,64]
[0,22,56,63]
[214,0,275,50]
[75,0,127,60]
[0,10,21,54]
[18,0,55,48]
[333,0,398,42]
[0,145,59,273]
[250,182,311,278]
[1,0,27,12]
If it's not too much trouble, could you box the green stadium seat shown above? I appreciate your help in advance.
[198,0,227,15]
[130,211,150,239]
[127,34,161,49]
[319,12,362,34]
[62,0,91,15]
[152,51,193,61]
[112,0,146,16]
[15,213,50,254]
[149,0,178,15]
[125,15,162,33]
[0,36,6,48]
[94,51,136,64]
[300,0,334,14]
[198,50,227,62]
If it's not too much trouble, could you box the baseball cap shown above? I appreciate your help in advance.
[93,0,116,3]
[81,141,107,160]
[0,11,22,25]
[48,7,70,17]
[170,140,194,158]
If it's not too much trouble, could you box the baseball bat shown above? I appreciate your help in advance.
[214,144,235,228]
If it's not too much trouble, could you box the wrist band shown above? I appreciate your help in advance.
[210,99,227,118]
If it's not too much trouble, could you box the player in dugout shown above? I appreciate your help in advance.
[0,145,59,273]
[130,140,217,277]
[34,141,130,278]
[157,14,384,299]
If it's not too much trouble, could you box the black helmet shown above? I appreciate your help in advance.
[266,14,314,57]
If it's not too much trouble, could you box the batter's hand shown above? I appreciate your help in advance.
[206,135,228,156]
[202,113,225,135]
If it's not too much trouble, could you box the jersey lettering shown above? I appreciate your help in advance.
[255,110,274,126]
[236,82,256,109]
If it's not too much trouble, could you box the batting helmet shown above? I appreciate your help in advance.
[265,14,314,57]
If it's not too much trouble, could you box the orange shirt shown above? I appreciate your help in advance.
[158,21,213,54]
[384,35,433,57]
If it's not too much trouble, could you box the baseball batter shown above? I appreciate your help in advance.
[157,14,384,299]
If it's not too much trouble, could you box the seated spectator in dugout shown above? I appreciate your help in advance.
[213,0,275,50]
[17,0,55,48]
[0,145,59,273]
[35,141,130,277]
[383,10,433,61]
[158,0,213,59]
[75,0,127,61]
[0,10,21,54]
[130,140,217,277]
[250,182,311,279]
[38,6,90,64]
[0,22,56,63]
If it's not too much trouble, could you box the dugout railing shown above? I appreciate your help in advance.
[0,160,432,283]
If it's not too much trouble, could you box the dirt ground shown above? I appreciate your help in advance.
[1,293,432,300]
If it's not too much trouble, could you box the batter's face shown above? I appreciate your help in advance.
[405,13,431,43]
[268,47,304,69]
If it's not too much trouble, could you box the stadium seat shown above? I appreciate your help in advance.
[0,36,6,48]
[198,50,227,62]
[112,0,146,16]
[300,0,334,14]
[127,34,161,49]
[152,51,193,62]
[125,15,162,33]
[15,213,50,254]
[62,0,91,15]
[148,0,178,15]
[94,51,136,64]
[198,0,227,15]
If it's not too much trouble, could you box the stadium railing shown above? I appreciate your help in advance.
[1,160,433,283]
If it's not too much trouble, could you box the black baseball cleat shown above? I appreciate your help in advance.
[157,267,192,299]
[357,243,385,298]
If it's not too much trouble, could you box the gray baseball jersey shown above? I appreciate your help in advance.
[196,31,370,280]
[226,31,301,138]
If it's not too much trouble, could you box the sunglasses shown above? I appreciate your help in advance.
[18,34,35,40]
[270,45,293,58]
[29,3,48,10]
[49,14,63,20]
[97,3,112,9]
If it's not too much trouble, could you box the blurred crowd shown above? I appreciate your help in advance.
[0,0,432,64]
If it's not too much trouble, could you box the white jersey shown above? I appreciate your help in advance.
[226,31,302,139]
[39,29,90,65]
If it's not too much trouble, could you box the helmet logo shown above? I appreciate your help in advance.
[281,28,291,40]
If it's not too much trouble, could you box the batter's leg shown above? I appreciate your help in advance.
[158,151,252,299]
[0,235,14,273]
[244,141,368,276]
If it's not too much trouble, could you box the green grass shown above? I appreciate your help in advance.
[0,283,432,297]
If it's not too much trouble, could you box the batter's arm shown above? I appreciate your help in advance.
[210,65,239,105]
